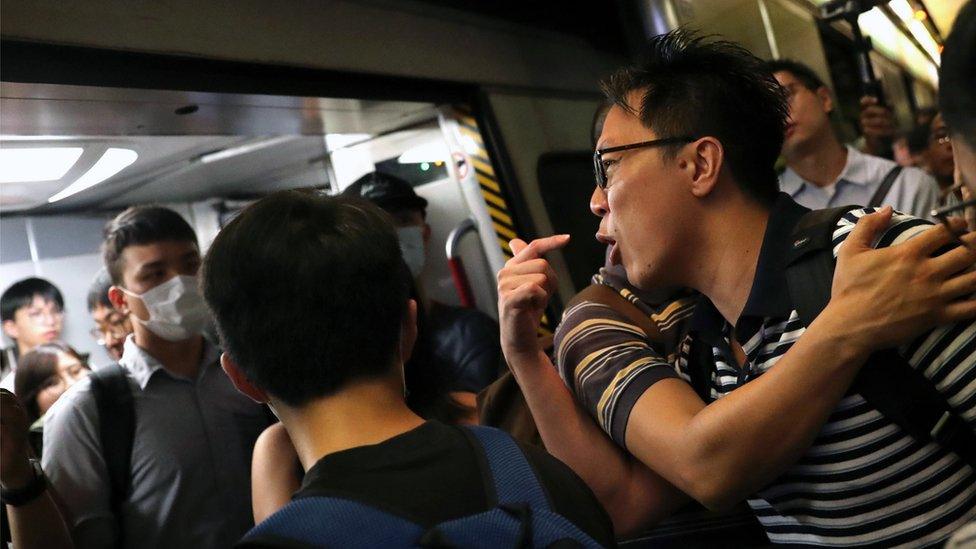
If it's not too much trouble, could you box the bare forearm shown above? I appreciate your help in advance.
[6,493,74,549]
[631,307,871,508]
[507,350,684,533]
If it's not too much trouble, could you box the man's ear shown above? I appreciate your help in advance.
[686,137,724,199]
[422,223,432,246]
[220,352,270,404]
[399,299,418,364]
[2,319,19,340]
[817,86,834,114]
[108,286,128,312]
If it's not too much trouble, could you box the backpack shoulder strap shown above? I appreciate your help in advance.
[463,426,550,511]
[868,165,903,209]
[786,207,976,465]
[686,336,716,403]
[784,206,856,326]
[88,364,135,518]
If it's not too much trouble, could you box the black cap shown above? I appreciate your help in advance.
[342,172,428,213]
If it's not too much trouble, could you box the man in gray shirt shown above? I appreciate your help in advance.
[767,60,940,218]
[42,206,269,548]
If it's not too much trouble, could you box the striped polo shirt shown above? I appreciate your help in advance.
[679,195,976,546]
[554,266,767,546]
[555,264,695,446]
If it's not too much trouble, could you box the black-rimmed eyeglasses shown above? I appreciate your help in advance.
[593,137,695,189]
[931,193,976,233]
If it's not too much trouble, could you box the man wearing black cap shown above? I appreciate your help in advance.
[343,172,502,412]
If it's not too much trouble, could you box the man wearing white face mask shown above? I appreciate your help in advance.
[344,173,502,401]
[41,206,270,549]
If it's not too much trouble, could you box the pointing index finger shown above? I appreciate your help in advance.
[510,234,570,262]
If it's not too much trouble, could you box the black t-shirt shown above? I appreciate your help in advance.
[240,421,615,547]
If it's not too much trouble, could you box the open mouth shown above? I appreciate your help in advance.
[596,233,621,266]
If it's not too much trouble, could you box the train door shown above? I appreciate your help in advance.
[327,110,514,321]
[1,80,519,362]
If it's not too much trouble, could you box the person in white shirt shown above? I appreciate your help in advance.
[767,59,940,219]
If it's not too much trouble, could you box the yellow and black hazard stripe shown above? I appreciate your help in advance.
[451,106,553,334]
[455,111,519,260]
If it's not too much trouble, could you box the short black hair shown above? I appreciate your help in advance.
[940,0,976,148]
[602,30,789,206]
[86,269,113,313]
[202,190,410,407]
[102,206,198,285]
[763,59,827,91]
[1,278,64,323]
[591,101,613,148]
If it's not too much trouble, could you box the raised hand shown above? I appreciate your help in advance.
[827,208,976,350]
[859,96,895,158]
[497,235,570,359]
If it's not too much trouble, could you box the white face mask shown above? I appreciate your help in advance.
[397,226,426,278]
[121,275,211,342]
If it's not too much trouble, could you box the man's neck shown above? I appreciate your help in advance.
[683,197,770,326]
[787,132,848,188]
[279,374,425,472]
[133,329,205,379]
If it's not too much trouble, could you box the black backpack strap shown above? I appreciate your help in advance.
[686,338,715,403]
[784,206,856,326]
[88,364,136,520]
[786,207,976,465]
[681,295,718,403]
[867,166,903,208]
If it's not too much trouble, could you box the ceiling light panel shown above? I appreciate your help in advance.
[0,147,84,183]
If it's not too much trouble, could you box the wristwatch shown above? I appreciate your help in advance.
[1,458,47,507]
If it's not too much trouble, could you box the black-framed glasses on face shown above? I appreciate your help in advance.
[593,136,696,190]
[931,193,976,241]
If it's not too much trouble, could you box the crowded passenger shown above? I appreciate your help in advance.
[14,342,91,455]
[767,59,941,218]
[1,278,65,391]
[247,280,481,523]
[499,29,976,545]
[201,190,614,547]
[41,205,270,548]
[87,268,132,362]
[246,176,491,523]
[343,172,502,401]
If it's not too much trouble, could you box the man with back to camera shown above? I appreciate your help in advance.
[87,268,132,362]
[497,30,976,545]
[766,59,941,219]
[200,190,614,547]
[41,205,269,548]
[1,278,65,391]
[343,172,502,397]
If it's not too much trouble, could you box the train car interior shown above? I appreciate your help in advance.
[1,0,969,547]
[0,80,520,366]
